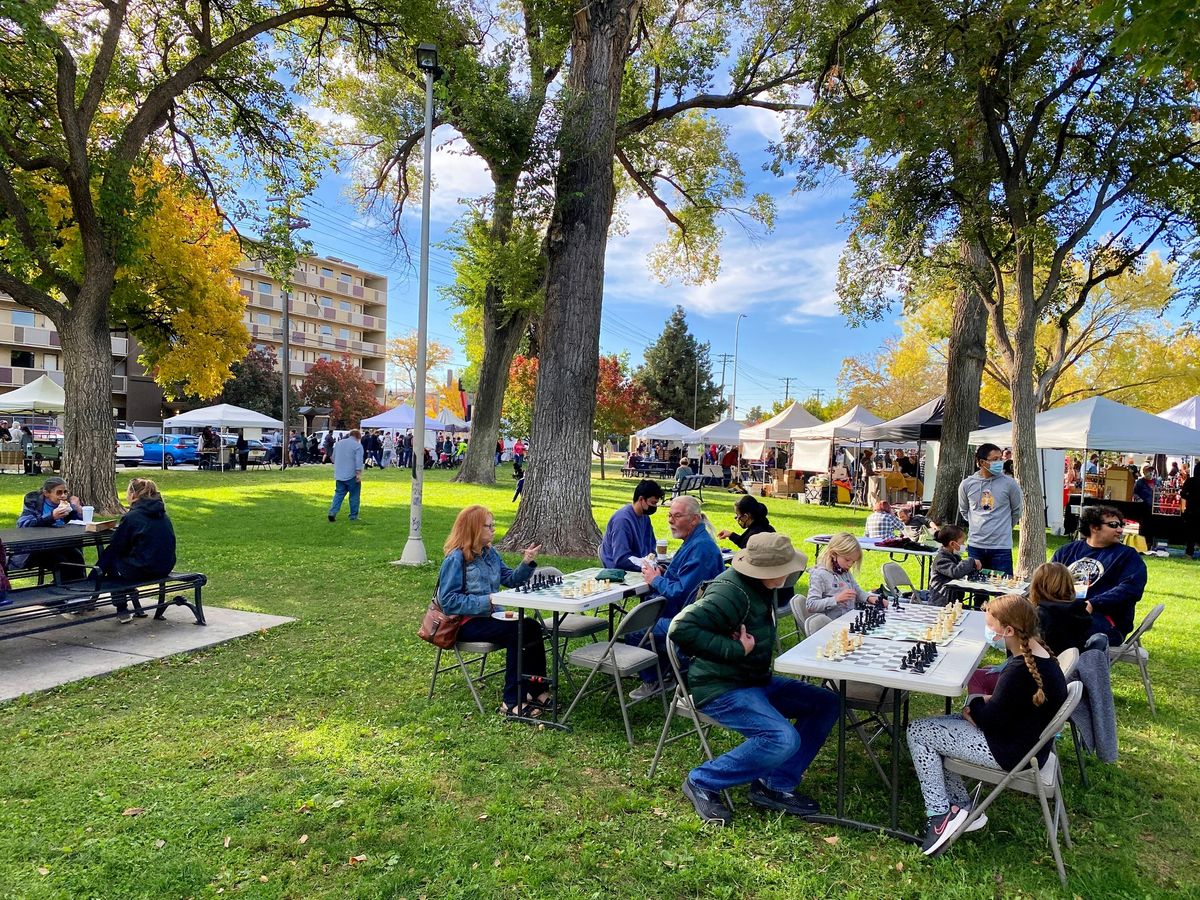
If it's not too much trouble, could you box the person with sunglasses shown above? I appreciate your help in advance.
[1051,505,1147,645]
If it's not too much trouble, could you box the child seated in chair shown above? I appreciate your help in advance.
[928,525,981,607]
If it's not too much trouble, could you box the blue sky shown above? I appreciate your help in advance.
[292,102,902,419]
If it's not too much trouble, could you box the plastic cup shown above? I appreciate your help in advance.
[81,505,94,524]
[656,539,668,556]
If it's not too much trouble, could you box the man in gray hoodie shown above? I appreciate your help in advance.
[957,443,1023,575]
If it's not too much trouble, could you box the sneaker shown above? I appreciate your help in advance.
[920,806,969,856]
[964,810,988,833]
[682,777,732,826]
[328,514,336,522]
[117,612,134,624]
[630,679,666,701]
[747,781,820,817]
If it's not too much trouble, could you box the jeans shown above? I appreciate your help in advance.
[625,617,673,684]
[966,546,1013,575]
[690,678,840,793]
[457,614,548,707]
[329,478,361,519]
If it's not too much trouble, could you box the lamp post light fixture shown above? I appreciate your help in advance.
[399,42,439,566]
[730,313,747,419]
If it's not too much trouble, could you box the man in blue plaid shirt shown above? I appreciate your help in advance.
[865,500,905,539]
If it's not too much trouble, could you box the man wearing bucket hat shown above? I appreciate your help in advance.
[670,533,839,826]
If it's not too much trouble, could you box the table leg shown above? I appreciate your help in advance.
[890,688,903,830]
[508,605,568,731]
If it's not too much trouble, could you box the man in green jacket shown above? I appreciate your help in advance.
[670,533,839,826]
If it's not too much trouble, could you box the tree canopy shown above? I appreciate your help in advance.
[635,307,723,427]
[301,358,382,428]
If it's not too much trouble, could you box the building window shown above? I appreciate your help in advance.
[241,278,253,290]
[320,296,333,307]
[339,300,351,311]
[11,350,34,368]
[257,281,273,295]
[319,353,331,362]
[338,272,351,282]
[339,328,350,339]
[255,313,271,326]
[320,325,333,336]
[11,310,35,327]
[321,267,334,278]
[42,353,58,371]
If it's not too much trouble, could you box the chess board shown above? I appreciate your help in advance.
[836,641,948,675]
[848,603,968,645]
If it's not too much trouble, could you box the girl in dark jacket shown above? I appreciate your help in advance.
[1029,561,1092,655]
[99,478,177,623]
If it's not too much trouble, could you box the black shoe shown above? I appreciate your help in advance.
[747,781,820,817]
[328,515,336,522]
[682,777,732,826]
[920,806,969,856]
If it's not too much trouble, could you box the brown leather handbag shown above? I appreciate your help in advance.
[417,562,471,648]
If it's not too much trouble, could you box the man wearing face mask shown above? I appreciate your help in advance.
[599,479,664,571]
[957,443,1023,575]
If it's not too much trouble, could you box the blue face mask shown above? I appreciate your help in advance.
[984,625,1007,651]
[988,461,1005,476]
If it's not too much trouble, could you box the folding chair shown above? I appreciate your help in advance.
[1056,648,1088,787]
[1107,603,1164,715]
[804,611,895,788]
[773,570,805,652]
[560,597,667,746]
[881,562,917,600]
[427,640,505,715]
[942,682,1084,886]
[648,639,735,809]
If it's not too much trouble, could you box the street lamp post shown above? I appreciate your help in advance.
[399,43,439,566]
[730,314,747,419]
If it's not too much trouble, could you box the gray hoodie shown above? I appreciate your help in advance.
[957,471,1023,550]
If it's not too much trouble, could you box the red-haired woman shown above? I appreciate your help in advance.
[438,505,547,717]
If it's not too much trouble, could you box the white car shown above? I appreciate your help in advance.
[114,429,144,467]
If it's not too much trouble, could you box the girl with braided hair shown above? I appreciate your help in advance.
[905,594,1067,856]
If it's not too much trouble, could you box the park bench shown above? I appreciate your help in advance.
[0,566,207,640]
[671,474,705,502]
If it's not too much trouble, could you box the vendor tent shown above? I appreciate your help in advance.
[739,402,821,461]
[859,395,1007,443]
[969,396,1200,455]
[163,403,282,430]
[434,408,470,432]
[0,374,65,413]
[1158,396,1200,431]
[785,405,885,471]
[635,416,696,442]
[689,418,747,444]
[360,404,440,430]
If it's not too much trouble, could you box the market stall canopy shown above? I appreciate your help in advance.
[859,395,1007,443]
[1158,396,1200,430]
[784,405,884,441]
[163,403,283,430]
[688,418,747,444]
[635,416,696,441]
[360,404,440,430]
[969,396,1200,455]
[0,374,65,413]
[434,408,470,432]
[740,402,822,461]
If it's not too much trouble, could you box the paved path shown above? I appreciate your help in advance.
[0,606,295,701]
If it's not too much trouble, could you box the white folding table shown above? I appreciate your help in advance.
[775,603,987,842]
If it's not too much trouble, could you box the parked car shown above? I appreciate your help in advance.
[114,429,144,467]
[28,424,64,443]
[140,434,200,467]
[220,434,269,464]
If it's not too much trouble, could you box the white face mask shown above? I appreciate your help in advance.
[984,625,1007,652]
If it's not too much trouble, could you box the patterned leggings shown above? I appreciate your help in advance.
[906,715,998,816]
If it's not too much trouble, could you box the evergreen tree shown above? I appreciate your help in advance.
[635,307,723,427]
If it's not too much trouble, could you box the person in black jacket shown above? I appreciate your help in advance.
[906,594,1066,856]
[98,478,177,623]
[1028,562,1092,655]
[927,525,981,607]
[716,496,775,549]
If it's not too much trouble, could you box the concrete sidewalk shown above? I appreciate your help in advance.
[0,606,295,701]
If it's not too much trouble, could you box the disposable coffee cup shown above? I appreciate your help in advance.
[656,539,668,556]
[81,506,94,524]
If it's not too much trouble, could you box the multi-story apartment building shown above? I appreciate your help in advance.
[0,293,162,423]
[234,253,388,405]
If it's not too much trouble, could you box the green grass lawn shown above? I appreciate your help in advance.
[0,466,1197,898]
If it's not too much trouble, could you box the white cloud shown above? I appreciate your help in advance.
[427,137,494,221]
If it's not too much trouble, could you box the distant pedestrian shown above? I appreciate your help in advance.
[381,431,395,469]
[328,428,364,522]
[322,430,335,464]
[513,438,526,465]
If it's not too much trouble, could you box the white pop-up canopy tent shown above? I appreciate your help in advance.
[740,402,821,461]
[969,396,1200,455]
[434,408,470,432]
[163,403,283,430]
[361,404,440,431]
[635,416,696,442]
[785,404,884,471]
[1158,396,1200,431]
[689,418,747,444]
[0,374,66,413]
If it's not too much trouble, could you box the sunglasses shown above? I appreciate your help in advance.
[1102,520,1123,529]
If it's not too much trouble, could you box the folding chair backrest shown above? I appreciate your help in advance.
[789,594,808,635]
[1056,647,1080,680]
[1038,681,1084,747]
[539,565,565,580]
[666,637,689,688]
[1124,603,1164,646]
[613,596,666,641]
[782,568,804,591]
[804,612,832,638]
[882,562,914,594]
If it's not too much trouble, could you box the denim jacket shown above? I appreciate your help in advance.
[437,546,535,616]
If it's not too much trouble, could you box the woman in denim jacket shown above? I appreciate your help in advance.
[438,504,548,717]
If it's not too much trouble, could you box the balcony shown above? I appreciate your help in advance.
[295,361,385,383]
[288,269,387,306]
[247,324,384,359]
[0,367,127,394]
[0,323,128,355]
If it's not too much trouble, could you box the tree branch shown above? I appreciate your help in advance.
[0,269,65,325]
[615,146,686,232]
[78,0,130,134]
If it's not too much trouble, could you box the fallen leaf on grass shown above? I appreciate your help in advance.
[895,862,904,872]
[477,814,489,821]
[298,834,309,844]
[330,799,345,809]
[122,807,145,817]
[823,835,839,845]
[154,840,166,849]
[259,875,269,882]
[348,855,367,866]
[37,867,50,876]
[223,836,231,848]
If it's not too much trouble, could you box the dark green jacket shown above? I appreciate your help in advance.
[669,567,776,708]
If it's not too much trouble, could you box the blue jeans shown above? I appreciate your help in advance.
[966,546,1013,575]
[690,678,839,793]
[625,617,673,683]
[329,478,361,519]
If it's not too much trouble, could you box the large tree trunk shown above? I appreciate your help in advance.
[61,305,120,514]
[1011,259,1047,576]
[500,0,640,555]
[931,239,990,525]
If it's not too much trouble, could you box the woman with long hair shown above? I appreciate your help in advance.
[437,505,548,717]
[98,477,177,623]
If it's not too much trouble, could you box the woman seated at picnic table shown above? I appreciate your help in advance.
[806,532,879,620]
[437,504,548,718]
[16,476,88,579]
[98,478,177,623]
